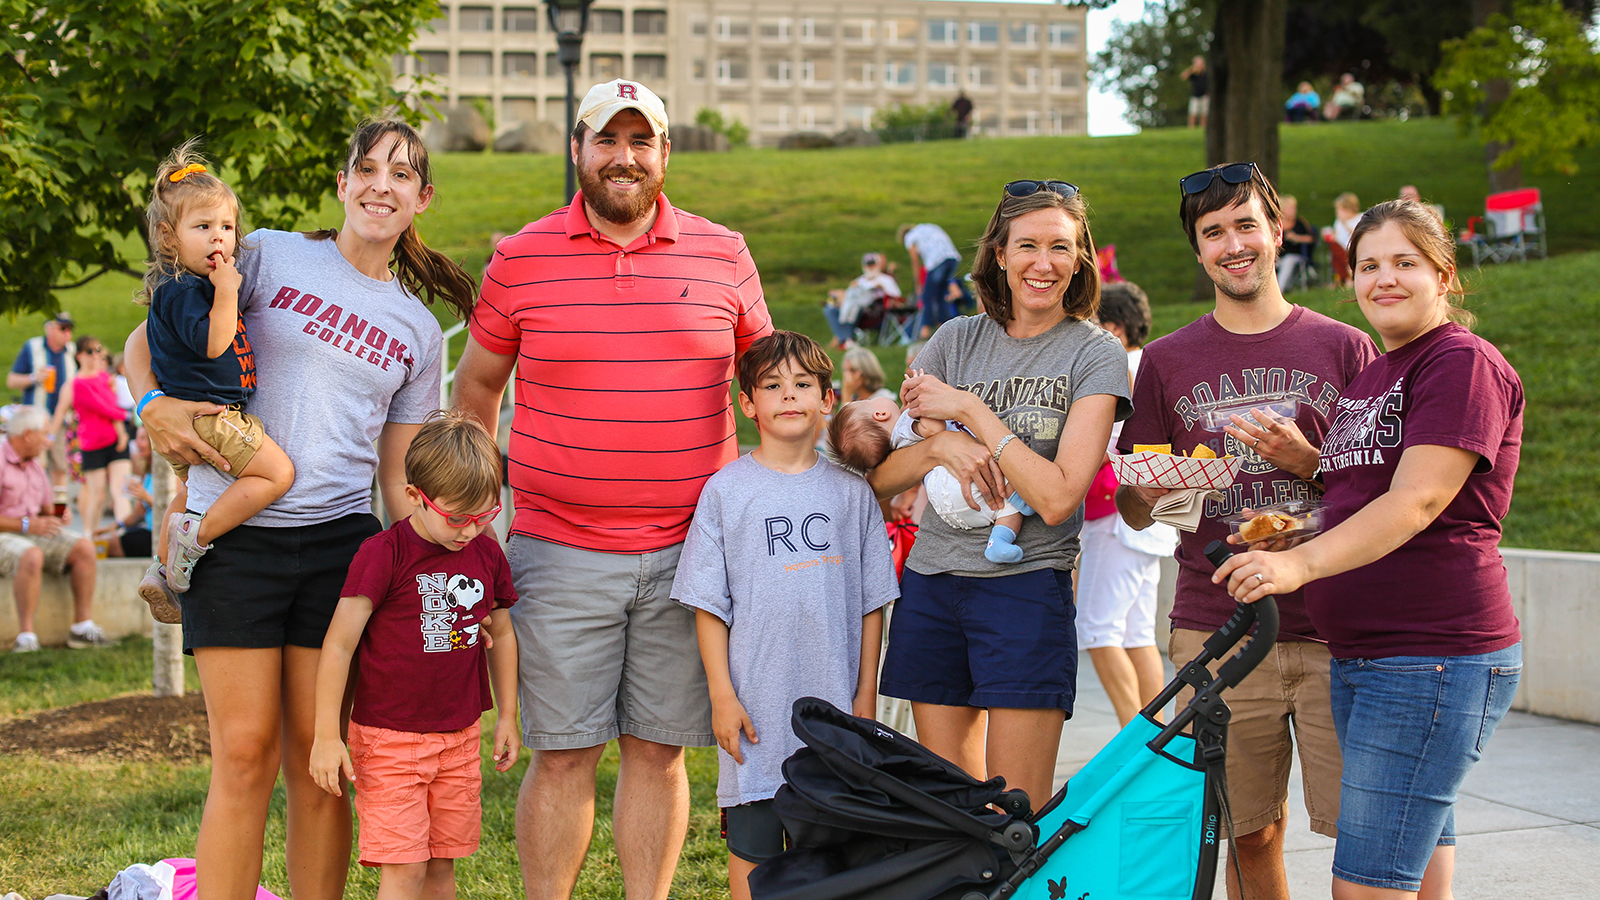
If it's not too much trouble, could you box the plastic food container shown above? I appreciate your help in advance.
[1227,499,1324,543]
[1196,393,1299,431]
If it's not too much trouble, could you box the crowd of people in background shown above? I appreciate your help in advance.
[2,72,1526,900]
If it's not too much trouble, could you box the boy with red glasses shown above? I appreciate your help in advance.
[309,410,519,898]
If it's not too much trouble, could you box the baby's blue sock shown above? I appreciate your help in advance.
[1009,491,1035,517]
[985,524,1024,564]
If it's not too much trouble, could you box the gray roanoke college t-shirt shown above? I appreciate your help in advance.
[673,454,899,807]
[186,230,443,526]
[907,314,1131,578]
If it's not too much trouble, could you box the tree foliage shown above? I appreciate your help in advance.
[0,0,437,313]
[1092,0,1213,130]
[1436,0,1600,176]
[693,107,751,148]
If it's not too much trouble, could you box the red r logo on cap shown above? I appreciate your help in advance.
[618,84,638,100]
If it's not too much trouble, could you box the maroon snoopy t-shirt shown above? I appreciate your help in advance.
[1307,323,1523,659]
[341,520,518,733]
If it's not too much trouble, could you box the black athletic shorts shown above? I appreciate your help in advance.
[181,512,382,654]
[80,443,130,471]
[721,799,788,864]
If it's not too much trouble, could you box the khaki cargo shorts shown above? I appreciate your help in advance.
[173,406,265,481]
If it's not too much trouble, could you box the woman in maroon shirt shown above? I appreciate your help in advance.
[1215,199,1523,900]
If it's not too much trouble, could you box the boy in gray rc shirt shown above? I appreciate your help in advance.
[674,331,898,900]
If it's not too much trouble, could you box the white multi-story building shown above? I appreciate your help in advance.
[400,1,1088,147]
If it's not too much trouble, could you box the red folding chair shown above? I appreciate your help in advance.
[1458,188,1546,266]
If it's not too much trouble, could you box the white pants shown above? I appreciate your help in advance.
[1074,515,1160,649]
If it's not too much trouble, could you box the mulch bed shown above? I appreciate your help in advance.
[0,694,210,762]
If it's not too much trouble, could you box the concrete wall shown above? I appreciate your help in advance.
[1155,547,1600,726]
[0,558,153,648]
[6,547,1598,724]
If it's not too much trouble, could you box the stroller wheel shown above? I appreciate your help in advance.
[1001,821,1033,850]
[961,893,989,900]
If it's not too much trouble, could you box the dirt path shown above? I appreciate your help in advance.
[0,694,209,761]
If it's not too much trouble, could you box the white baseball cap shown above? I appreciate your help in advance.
[577,79,669,137]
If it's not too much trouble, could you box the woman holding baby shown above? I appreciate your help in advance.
[867,180,1130,805]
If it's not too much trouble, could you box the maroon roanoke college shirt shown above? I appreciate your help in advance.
[342,520,517,733]
[1308,323,1523,659]
[1120,306,1378,642]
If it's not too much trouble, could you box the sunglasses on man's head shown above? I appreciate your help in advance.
[1004,180,1080,200]
[1179,162,1260,195]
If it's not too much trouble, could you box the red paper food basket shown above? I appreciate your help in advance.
[1110,451,1243,490]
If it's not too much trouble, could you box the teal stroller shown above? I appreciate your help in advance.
[752,544,1274,900]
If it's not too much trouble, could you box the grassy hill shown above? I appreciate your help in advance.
[19,117,1600,551]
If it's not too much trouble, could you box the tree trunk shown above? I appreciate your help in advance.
[150,454,183,698]
[1473,0,1522,191]
[1192,0,1289,300]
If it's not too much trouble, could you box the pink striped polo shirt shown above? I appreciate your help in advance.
[470,193,773,553]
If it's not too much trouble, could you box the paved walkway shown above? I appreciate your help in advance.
[1057,651,1600,899]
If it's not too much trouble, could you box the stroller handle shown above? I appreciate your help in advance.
[1202,540,1279,690]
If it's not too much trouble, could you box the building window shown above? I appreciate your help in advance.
[419,51,450,75]
[1050,68,1081,90]
[633,54,666,80]
[716,55,750,83]
[503,7,538,32]
[1049,24,1079,49]
[1008,22,1037,47]
[690,14,708,37]
[885,17,917,44]
[843,104,873,129]
[392,53,410,77]
[692,58,707,81]
[800,19,834,42]
[969,21,999,46]
[764,59,792,85]
[593,9,625,34]
[760,18,791,42]
[590,53,624,80]
[758,105,791,130]
[927,19,958,45]
[503,52,539,78]
[545,52,561,77]
[716,16,751,40]
[459,6,493,32]
[457,52,492,77]
[504,98,539,126]
[841,20,874,43]
[927,62,955,88]
[846,58,875,86]
[885,61,916,87]
[1009,63,1039,89]
[968,64,996,89]
[424,5,449,33]
[801,57,833,85]
[633,10,667,35]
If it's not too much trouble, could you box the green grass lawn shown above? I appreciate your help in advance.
[0,639,728,899]
[21,118,1599,551]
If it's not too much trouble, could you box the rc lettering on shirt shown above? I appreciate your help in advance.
[958,375,1071,442]
[416,572,487,652]
[265,285,416,373]
[765,513,843,572]
[1320,376,1405,473]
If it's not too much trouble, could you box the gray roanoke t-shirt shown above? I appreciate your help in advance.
[906,314,1131,578]
[186,230,443,526]
[673,454,899,807]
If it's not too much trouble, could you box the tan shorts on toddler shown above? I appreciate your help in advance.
[172,406,264,481]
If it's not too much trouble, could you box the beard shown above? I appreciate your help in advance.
[577,162,665,226]
[1207,246,1278,302]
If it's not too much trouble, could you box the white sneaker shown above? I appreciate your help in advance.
[12,632,40,653]
[66,621,115,649]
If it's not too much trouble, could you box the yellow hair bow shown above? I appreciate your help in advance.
[169,163,207,183]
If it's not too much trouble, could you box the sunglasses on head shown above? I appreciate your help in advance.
[417,488,502,528]
[1004,180,1080,200]
[1179,162,1260,195]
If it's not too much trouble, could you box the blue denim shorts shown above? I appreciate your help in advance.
[880,567,1078,713]
[1329,643,1521,891]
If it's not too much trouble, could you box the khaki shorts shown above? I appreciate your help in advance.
[507,535,713,750]
[0,529,87,577]
[172,407,265,482]
[1169,627,1340,838]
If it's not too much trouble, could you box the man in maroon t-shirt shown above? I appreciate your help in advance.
[1116,162,1377,900]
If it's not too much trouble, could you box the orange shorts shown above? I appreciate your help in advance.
[349,720,483,865]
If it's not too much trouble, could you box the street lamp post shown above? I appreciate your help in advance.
[547,0,594,201]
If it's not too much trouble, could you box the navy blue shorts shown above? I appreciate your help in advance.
[721,799,787,864]
[880,567,1078,713]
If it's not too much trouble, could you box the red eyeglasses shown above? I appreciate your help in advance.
[418,489,502,527]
